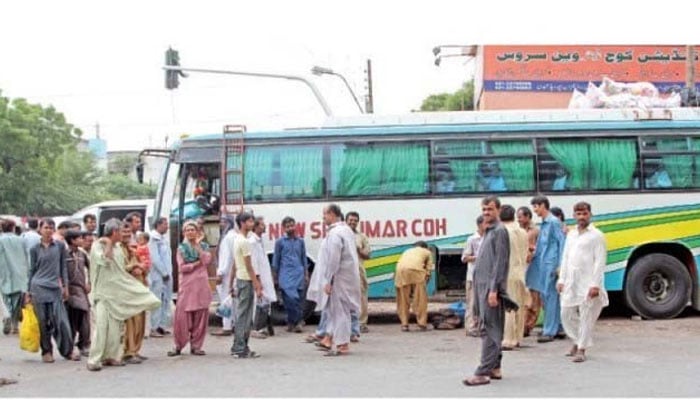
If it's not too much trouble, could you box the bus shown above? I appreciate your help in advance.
[143,107,700,320]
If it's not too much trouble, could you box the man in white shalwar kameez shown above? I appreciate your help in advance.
[213,215,237,336]
[557,201,608,363]
[312,204,360,356]
[249,217,277,338]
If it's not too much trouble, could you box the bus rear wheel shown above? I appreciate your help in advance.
[624,253,691,319]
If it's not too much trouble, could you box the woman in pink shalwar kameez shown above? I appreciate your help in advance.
[168,221,212,356]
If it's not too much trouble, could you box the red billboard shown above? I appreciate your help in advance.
[482,45,700,92]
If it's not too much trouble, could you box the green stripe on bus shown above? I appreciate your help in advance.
[598,211,700,233]
[591,203,700,223]
[605,235,700,265]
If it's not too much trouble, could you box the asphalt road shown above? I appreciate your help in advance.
[1,307,699,397]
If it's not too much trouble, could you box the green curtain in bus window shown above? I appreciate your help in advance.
[491,141,534,191]
[441,141,482,192]
[694,139,700,187]
[380,144,429,194]
[448,160,480,191]
[329,146,346,194]
[336,146,383,196]
[280,147,324,198]
[657,139,692,188]
[589,139,636,190]
[244,147,276,200]
[544,140,589,190]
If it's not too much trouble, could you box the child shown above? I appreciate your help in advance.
[135,232,152,283]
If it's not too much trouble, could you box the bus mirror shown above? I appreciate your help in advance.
[135,162,144,183]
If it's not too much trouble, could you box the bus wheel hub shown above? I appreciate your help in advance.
[644,272,670,302]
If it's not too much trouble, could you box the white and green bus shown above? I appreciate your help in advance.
[144,107,700,319]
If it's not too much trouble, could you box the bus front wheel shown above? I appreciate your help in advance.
[624,253,691,319]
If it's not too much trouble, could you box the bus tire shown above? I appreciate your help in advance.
[624,253,691,319]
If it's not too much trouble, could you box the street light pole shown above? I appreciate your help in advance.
[433,45,478,66]
[686,45,696,98]
[163,65,333,116]
[311,66,365,113]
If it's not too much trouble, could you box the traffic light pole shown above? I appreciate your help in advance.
[162,65,333,116]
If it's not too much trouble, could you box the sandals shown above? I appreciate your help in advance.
[103,358,126,367]
[315,342,332,351]
[304,334,322,343]
[0,377,18,386]
[232,351,260,359]
[167,349,182,357]
[401,325,410,332]
[566,345,579,357]
[323,349,347,357]
[573,351,586,363]
[323,345,350,357]
[462,375,491,386]
[190,349,206,356]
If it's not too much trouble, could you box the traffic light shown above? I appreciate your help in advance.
[165,48,184,90]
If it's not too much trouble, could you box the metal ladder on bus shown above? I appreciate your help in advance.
[222,124,246,215]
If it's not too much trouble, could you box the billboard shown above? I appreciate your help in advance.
[483,45,700,92]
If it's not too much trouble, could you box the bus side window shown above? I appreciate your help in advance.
[539,138,637,191]
[332,142,429,197]
[640,137,700,189]
[244,145,325,201]
[433,139,534,194]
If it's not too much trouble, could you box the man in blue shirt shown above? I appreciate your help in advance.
[272,216,308,333]
[477,162,508,192]
[525,196,566,343]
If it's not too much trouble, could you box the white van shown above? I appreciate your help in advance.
[70,199,154,235]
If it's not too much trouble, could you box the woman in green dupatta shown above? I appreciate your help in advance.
[168,220,212,357]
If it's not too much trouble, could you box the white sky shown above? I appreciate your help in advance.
[0,0,695,151]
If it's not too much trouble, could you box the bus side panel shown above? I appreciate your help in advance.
[604,268,625,292]
[367,269,437,299]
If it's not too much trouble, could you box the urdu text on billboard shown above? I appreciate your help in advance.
[483,45,700,93]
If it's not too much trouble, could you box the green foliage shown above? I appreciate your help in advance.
[0,90,156,216]
[420,80,475,111]
[109,154,138,176]
[97,173,156,200]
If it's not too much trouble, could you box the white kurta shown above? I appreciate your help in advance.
[248,233,277,304]
[318,222,361,346]
[307,240,328,312]
[558,224,608,349]
[217,230,237,328]
[558,224,609,308]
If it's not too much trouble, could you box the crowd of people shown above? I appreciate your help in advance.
[0,195,608,386]
[0,204,375,378]
[458,195,608,386]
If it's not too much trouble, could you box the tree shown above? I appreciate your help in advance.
[97,173,156,200]
[419,80,475,111]
[109,154,138,176]
[0,90,156,216]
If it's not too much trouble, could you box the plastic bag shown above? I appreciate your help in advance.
[601,77,658,97]
[216,295,233,319]
[19,304,40,353]
[584,82,606,108]
[568,89,591,109]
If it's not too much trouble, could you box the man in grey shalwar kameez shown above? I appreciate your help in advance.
[313,204,361,356]
[464,196,512,386]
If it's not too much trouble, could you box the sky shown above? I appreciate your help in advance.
[0,0,694,151]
